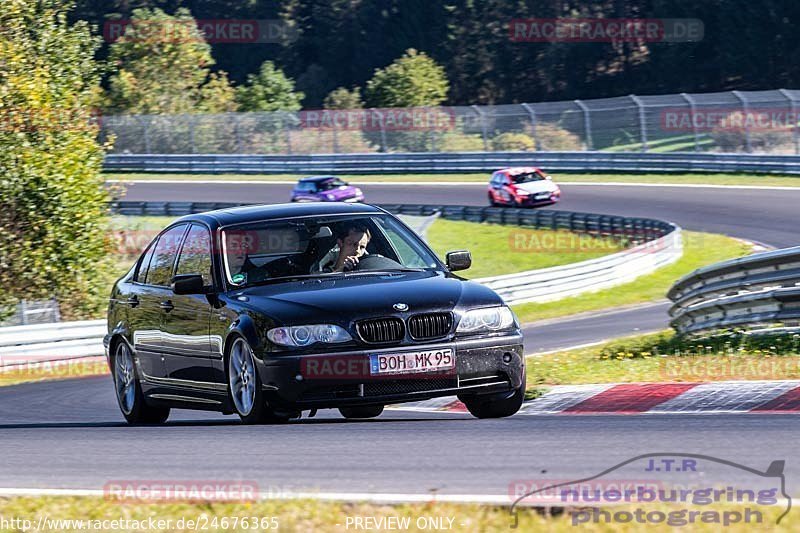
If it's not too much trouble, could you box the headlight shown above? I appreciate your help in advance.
[456,306,517,334]
[267,324,352,347]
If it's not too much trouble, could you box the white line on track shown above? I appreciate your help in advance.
[105,179,800,190]
[0,487,516,505]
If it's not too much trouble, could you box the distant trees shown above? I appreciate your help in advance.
[235,61,305,112]
[105,8,237,114]
[365,49,449,108]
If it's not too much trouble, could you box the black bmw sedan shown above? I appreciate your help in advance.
[105,203,525,424]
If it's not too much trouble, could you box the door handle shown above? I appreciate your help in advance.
[123,296,139,308]
[159,300,174,312]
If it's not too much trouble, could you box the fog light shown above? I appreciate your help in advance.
[502,353,513,364]
[295,374,303,382]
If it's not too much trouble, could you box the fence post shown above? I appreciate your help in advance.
[279,112,294,155]
[374,110,387,153]
[630,94,648,152]
[679,93,700,152]
[472,105,489,151]
[233,114,242,154]
[779,88,799,155]
[521,103,541,150]
[188,115,197,154]
[732,90,752,153]
[574,100,593,150]
[19,300,27,326]
[137,116,152,153]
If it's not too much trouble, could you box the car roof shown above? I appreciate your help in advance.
[173,202,383,228]
[497,166,543,175]
[298,175,339,182]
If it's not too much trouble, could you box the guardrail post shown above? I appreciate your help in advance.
[521,103,541,150]
[732,90,752,153]
[630,95,648,152]
[19,300,28,326]
[471,105,489,151]
[679,93,700,152]
[574,100,593,150]
[779,89,800,155]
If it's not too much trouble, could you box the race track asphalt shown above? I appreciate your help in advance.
[1,179,798,498]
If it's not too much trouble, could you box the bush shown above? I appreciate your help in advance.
[492,132,535,151]
[709,111,793,153]
[0,1,112,321]
[526,122,585,151]
[436,131,486,152]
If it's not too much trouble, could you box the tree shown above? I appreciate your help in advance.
[105,7,237,114]
[0,0,112,320]
[365,49,449,108]
[235,61,305,112]
[323,87,363,109]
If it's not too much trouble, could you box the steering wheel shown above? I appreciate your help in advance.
[354,254,404,271]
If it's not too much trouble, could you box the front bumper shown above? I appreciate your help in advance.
[255,333,524,409]
[516,192,559,206]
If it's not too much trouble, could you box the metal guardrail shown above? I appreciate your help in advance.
[0,320,106,366]
[112,201,682,305]
[103,151,800,175]
[668,247,800,336]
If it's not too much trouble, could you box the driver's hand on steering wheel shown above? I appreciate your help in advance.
[336,255,360,272]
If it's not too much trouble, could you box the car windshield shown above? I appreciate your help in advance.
[221,214,441,287]
[318,178,348,191]
[510,171,546,184]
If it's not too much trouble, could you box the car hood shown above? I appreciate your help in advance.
[227,270,502,324]
[514,180,557,194]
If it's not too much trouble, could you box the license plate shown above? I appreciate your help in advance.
[535,192,551,199]
[369,348,455,376]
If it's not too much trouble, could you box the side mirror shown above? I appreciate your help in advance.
[446,250,472,272]
[171,274,206,295]
[545,175,553,180]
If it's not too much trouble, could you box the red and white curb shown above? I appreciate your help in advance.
[388,380,800,415]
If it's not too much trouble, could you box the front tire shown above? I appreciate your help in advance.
[228,337,291,424]
[113,341,170,424]
[459,384,524,419]
[339,405,384,419]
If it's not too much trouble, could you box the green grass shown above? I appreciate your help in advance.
[105,171,800,187]
[425,219,624,279]
[0,496,791,532]
[511,231,751,324]
[526,330,800,386]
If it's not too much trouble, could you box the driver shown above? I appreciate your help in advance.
[321,222,371,272]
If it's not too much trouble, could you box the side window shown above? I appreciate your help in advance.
[175,224,213,286]
[134,240,157,283]
[147,224,188,287]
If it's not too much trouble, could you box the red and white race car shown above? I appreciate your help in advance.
[487,167,561,207]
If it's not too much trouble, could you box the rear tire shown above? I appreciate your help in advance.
[338,405,384,419]
[227,337,292,424]
[459,384,524,419]
[113,341,170,424]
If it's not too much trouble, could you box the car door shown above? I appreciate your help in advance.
[160,223,216,383]
[128,224,189,379]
